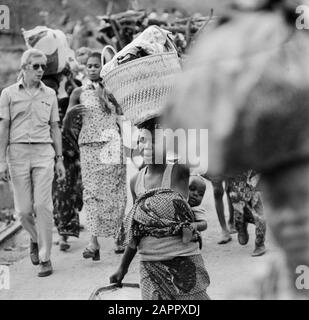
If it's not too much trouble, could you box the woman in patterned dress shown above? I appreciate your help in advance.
[64,52,127,259]
[53,78,83,250]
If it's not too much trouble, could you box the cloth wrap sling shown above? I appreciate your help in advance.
[124,188,201,249]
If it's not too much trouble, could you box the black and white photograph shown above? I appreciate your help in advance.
[0,0,309,303]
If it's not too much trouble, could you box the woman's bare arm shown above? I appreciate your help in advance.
[192,220,208,232]
[130,173,138,204]
[66,87,82,113]
[62,87,84,131]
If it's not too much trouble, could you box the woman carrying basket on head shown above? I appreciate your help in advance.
[110,117,210,300]
[63,51,127,258]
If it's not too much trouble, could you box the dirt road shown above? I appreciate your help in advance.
[0,164,277,300]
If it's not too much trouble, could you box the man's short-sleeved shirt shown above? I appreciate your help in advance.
[0,79,59,144]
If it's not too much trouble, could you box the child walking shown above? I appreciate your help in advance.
[226,171,266,257]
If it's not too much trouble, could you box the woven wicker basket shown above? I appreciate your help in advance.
[103,51,182,126]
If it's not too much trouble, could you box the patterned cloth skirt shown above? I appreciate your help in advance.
[53,133,83,238]
[80,141,127,238]
[140,254,210,300]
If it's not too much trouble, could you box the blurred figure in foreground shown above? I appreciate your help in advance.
[165,0,309,299]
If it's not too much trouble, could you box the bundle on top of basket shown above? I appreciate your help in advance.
[22,26,79,76]
[101,26,182,126]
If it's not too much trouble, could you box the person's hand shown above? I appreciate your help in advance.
[67,70,74,81]
[110,267,127,287]
[63,104,87,131]
[67,150,75,158]
[68,104,87,116]
[62,64,72,78]
[182,225,194,244]
[55,160,66,182]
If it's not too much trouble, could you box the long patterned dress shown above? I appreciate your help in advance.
[53,97,83,238]
[79,81,127,243]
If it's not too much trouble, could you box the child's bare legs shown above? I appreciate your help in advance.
[212,181,232,244]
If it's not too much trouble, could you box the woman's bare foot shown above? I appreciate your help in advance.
[218,231,232,244]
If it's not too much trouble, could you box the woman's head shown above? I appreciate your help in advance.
[76,47,92,66]
[65,78,82,96]
[137,117,166,164]
[86,52,102,81]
